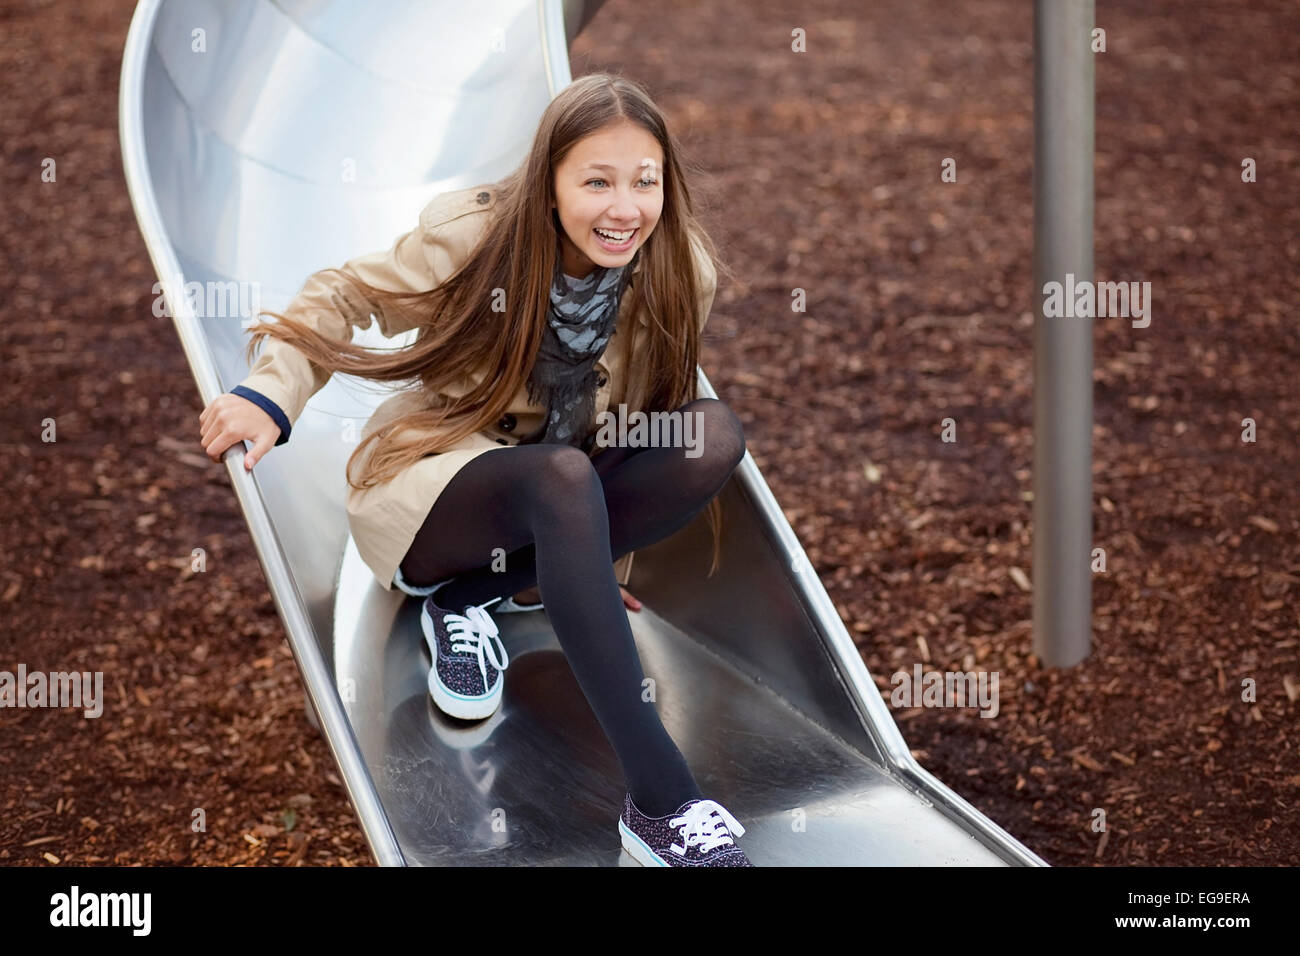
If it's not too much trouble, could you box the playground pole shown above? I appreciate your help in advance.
[1032,0,1094,666]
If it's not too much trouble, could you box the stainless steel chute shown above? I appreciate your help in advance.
[121,0,1047,866]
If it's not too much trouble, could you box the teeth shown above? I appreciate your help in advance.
[595,227,634,242]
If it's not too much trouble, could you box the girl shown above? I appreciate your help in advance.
[198,74,752,866]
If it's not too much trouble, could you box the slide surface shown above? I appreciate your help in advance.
[121,0,1047,866]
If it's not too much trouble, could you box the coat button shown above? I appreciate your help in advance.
[476,191,490,204]
[498,413,516,431]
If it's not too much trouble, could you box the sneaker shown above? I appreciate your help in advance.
[493,593,544,614]
[618,793,754,866]
[392,564,453,598]
[421,592,509,720]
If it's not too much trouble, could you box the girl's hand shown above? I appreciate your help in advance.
[619,585,642,612]
[199,393,281,471]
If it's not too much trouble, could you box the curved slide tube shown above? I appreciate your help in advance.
[120,0,1048,866]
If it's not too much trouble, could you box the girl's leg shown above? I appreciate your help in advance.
[398,441,708,816]
[414,398,746,609]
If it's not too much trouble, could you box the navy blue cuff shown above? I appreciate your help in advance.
[230,385,291,446]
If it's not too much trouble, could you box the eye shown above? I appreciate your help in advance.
[585,177,660,189]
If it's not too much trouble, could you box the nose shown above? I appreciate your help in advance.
[606,193,640,223]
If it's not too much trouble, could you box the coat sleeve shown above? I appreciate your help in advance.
[232,210,466,443]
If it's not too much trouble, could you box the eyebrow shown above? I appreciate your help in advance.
[582,163,659,173]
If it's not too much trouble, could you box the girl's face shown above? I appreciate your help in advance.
[552,120,664,279]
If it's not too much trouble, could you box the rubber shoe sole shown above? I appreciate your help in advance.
[619,817,671,866]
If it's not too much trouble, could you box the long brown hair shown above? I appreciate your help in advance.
[243,72,731,576]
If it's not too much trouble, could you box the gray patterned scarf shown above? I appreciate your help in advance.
[515,246,638,450]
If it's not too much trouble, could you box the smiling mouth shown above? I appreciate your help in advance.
[593,227,638,248]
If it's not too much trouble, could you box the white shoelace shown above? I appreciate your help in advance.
[443,603,509,685]
[668,800,746,857]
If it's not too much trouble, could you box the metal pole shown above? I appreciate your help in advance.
[1032,0,1094,667]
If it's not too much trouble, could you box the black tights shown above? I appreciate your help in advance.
[398,397,746,816]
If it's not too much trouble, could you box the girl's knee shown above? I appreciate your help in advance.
[524,443,602,506]
[686,398,745,467]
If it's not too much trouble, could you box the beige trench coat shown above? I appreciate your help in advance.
[234,184,717,592]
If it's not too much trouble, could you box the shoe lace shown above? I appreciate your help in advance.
[444,600,509,684]
[668,800,746,856]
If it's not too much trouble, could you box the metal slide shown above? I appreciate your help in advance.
[121,0,1048,866]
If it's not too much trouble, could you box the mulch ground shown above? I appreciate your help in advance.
[1,0,1295,866]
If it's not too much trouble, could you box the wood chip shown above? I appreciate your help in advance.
[1072,752,1106,772]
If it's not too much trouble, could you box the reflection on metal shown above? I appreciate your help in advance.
[121,0,1048,866]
